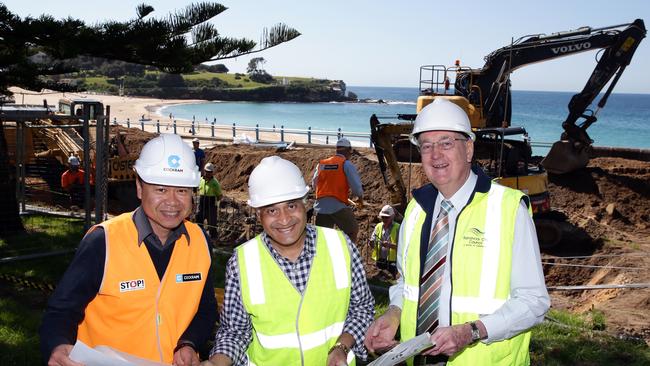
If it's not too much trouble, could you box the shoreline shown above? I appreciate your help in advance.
[11,87,648,153]
[7,87,347,146]
[9,87,202,123]
[9,87,378,147]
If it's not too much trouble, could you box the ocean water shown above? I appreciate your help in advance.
[161,86,650,154]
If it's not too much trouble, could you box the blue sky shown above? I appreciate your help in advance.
[5,0,650,93]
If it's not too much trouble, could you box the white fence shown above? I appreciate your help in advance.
[117,117,374,147]
[116,117,557,150]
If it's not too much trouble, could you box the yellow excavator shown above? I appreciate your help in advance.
[370,19,646,248]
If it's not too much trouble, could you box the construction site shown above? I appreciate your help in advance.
[2,111,648,346]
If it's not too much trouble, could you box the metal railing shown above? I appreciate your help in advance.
[118,117,374,147]
[117,117,563,151]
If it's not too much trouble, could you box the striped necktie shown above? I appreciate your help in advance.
[417,199,453,334]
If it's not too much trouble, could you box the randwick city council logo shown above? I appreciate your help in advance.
[164,155,183,172]
[119,279,145,292]
[463,227,486,248]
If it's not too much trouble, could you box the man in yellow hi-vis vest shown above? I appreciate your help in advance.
[371,205,400,277]
[364,99,550,365]
[204,156,374,366]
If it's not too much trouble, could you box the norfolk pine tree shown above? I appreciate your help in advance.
[0,2,300,233]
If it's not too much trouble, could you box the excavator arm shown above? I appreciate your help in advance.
[560,19,646,145]
[460,19,646,133]
[370,114,416,210]
[543,19,646,173]
[453,19,646,173]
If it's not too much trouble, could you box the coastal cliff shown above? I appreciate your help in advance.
[76,67,357,103]
[126,84,356,103]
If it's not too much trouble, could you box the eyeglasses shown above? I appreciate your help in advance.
[419,137,468,154]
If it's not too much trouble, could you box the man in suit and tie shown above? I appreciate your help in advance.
[364,98,550,365]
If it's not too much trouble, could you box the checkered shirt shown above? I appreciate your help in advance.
[210,224,375,365]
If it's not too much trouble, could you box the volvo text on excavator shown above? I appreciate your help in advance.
[369,19,645,248]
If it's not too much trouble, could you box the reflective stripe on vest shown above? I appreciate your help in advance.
[448,184,531,366]
[237,226,354,366]
[315,155,350,204]
[247,349,354,366]
[77,212,210,363]
[450,184,507,314]
[399,184,531,366]
[257,321,344,350]
[398,199,427,349]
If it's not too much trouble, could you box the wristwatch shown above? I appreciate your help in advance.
[328,341,350,355]
[469,321,481,343]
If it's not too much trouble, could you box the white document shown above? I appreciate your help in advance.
[69,340,170,366]
[367,332,434,366]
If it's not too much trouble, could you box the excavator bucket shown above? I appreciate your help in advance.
[541,140,591,174]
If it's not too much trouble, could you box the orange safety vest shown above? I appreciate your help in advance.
[77,212,211,363]
[315,155,350,204]
[61,169,85,189]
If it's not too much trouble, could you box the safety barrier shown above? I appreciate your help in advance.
[115,117,598,152]
[118,117,374,147]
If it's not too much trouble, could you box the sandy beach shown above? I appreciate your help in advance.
[8,87,330,146]
[9,86,201,123]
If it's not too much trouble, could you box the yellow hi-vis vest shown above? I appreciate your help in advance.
[237,226,355,366]
[399,183,532,366]
[371,222,399,262]
[77,212,211,363]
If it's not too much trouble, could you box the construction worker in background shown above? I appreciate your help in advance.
[61,155,85,207]
[196,162,222,240]
[193,137,206,172]
[312,137,364,243]
[371,205,399,277]
[204,156,374,366]
[41,134,217,366]
[364,98,549,365]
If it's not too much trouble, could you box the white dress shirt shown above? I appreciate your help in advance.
[389,171,550,343]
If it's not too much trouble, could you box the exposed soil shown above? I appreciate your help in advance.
[72,128,650,344]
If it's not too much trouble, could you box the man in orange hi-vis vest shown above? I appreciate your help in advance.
[41,134,217,366]
[312,137,364,242]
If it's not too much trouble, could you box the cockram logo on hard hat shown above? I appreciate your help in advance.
[168,155,181,168]
[164,155,183,173]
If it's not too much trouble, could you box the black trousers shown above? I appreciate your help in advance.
[413,354,448,365]
[376,259,397,277]
[196,195,218,238]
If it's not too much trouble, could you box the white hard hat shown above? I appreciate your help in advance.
[134,134,200,187]
[336,137,351,148]
[378,204,395,217]
[410,98,475,146]
[204,162,214,172]
[192,137,200,143]
[68,156,80,166]
[247,156,310,208]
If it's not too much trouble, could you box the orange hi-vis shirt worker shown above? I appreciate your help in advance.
[61,156,85,190]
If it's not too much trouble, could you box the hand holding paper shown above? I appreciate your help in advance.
[367,332,434,366]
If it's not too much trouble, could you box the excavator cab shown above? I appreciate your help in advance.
[417,64,485,127]
[58,98,104,121]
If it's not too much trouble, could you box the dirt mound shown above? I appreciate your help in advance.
[111,126,156,155]
[112,128,650,343]
[541,157,650,342]
[548,157,650,241]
